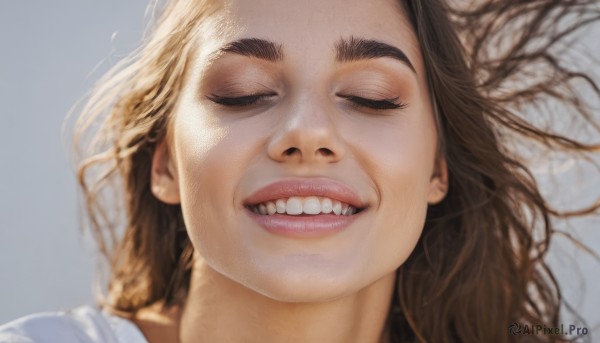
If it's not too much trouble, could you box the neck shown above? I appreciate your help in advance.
[179,256,395,343]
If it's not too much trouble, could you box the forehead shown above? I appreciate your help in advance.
[197,0,422,71]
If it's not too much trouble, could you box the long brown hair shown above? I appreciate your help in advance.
[74,0,600,342]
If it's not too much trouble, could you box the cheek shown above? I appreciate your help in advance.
[348,110,436,269]
[172,110,259,269]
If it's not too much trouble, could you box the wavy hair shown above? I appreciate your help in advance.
[73,0,600,342]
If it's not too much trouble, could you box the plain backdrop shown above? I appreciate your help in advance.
[1,0,599,336]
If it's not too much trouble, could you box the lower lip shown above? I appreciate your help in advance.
[245,208,364,238]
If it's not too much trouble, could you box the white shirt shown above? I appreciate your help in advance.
[0,306,148,343]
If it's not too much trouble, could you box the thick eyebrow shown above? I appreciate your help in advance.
[218,38,283,62]
[335,36,416,74]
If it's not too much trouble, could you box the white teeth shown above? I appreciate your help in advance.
[250,196,359,216]
[258,203,267,215]
[286,197,303,215]
[341,203,349,215]
[266,201,276,215]
[332,200,342,215]
[342,204,355,216]
[303,196,321,215]
[320,198,333,213]
[275,199,286,214]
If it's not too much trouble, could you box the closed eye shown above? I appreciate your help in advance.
[206,93,277,107]
[206,93,407,110]
[337,94,407,110]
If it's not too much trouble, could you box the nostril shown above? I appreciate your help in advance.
[281,147,335,159]
[284,147,300,156]
[317,147,333,156]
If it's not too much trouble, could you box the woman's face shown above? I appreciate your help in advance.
[153,0,447,301]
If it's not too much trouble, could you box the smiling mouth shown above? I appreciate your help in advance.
[245,196,365,216]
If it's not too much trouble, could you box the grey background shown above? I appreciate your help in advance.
[0,0,598,335]
[0,0,148,322]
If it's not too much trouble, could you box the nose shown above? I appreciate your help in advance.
[267,95,346,164]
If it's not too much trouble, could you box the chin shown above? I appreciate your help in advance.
[254,278,360,304]
[240,258,368,303]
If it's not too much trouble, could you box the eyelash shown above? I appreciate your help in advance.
[207,93,407,110]
[337,94,407,110]
[206,93,277,107]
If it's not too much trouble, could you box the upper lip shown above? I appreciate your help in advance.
[243,177,369,209]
